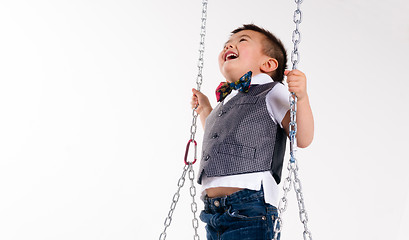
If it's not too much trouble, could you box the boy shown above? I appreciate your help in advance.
[191,24,314,240]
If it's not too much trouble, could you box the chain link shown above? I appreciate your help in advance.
[159,163,202,240]
[188,164,200,240]
[159,1,208,239]
[273,0,312,239]
[159,165,189,240]
[190,0,208,142]
[196,0,208,92]
[290,0,302,70]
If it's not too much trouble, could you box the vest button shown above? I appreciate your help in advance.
[211,133,219,139]
[218,111,224,117]
[204,155,210,161]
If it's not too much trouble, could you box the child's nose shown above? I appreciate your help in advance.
[224,44,234,50]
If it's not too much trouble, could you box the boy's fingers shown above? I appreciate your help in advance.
[192,88,204,93]
[192,88,202,97]
[285,69,304,76]
[191,99,199,108]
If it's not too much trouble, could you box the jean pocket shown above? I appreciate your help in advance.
[226,205,267,221]
[199,210,213,224]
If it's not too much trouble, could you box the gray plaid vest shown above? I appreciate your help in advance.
[198,82,287,184]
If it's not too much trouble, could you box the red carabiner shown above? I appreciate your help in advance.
[184,139,197,165]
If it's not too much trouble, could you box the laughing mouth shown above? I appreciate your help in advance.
[224,51,238,61]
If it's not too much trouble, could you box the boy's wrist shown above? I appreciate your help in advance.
[203,107,213,115]
[296,94,309,104]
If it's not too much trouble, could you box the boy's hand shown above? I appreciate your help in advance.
[191,88,212,115]
[285,69,308,101]
[192,89,212,129]
[283,69,314,148]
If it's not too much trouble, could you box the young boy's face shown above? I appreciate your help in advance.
[219,30,270,83]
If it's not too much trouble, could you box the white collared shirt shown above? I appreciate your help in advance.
[201,73,290,206]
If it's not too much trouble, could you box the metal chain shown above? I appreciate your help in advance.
[158,164,201,240]
[273,0,313,239]
[291,0,302,70]
[196,0,208,91]
[159,1,208,239]
[159,164,189,240]
[188,164,200,240]
[190,0,208,142]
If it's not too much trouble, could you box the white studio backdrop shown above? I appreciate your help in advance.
[0,0,408,239]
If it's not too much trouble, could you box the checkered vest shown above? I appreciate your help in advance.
[197,82,287,184]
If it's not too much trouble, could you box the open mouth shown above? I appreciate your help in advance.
[224,51,238,61]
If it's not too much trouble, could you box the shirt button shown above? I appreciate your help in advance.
[214,200,220,207]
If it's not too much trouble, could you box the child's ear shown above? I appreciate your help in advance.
[261,57,278,73]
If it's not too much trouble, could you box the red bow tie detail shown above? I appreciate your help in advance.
[215,71,252,102]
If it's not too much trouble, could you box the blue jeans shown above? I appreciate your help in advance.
[200,189,280,240]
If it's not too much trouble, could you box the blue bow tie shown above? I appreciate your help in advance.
[215,71,252,102]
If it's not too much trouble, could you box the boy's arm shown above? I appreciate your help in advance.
[281,70,314,148]
[191,88,213,129]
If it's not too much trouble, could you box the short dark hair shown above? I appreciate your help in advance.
[231,24,288,83]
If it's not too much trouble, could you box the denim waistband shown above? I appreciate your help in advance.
[203,189,264,213]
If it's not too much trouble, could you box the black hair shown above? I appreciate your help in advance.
[231,24,288,82]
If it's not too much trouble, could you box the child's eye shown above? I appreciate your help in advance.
[239,38,247,42]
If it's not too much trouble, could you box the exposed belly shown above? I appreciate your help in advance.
[206,187,244,198]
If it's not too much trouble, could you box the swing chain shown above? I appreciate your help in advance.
[274,0,312,239]
[291,0,303,70]
[293,169,312,240]
[191,0,208,142]
[159,1,208,239]
[188,164,201,240]
[159,164,201,240]
[196,0,208,92]
[187,1,207,238]
[159,164,189,240]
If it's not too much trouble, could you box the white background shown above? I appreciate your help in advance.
[1,0,408,239]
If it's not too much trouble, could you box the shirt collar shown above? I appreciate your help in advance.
[223,73,274,103]
[251,73,274,85]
